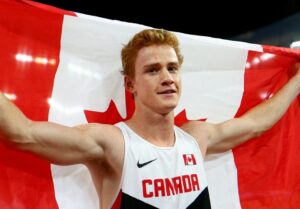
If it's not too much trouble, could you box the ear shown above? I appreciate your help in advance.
[124,75,135,93]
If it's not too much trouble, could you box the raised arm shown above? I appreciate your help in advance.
[205,64,300,154]
[0,92,118,166]
[183,64,300,156]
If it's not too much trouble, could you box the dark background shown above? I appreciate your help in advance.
[35,0,300,39]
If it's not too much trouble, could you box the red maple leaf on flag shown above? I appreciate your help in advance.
[84,90,207,125]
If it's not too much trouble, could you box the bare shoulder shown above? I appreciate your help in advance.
[79,123,125,173]
[180,121,212,157]
[76,123,124,149]
[76,123,122,139]
[181,121,212,136]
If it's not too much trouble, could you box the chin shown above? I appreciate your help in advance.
[159,104,177,115]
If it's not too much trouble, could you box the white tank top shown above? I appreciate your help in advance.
[111,122,211,209]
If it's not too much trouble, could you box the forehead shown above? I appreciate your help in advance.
[135,45,178,68]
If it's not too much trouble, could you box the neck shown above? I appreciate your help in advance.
[126,107,175,147]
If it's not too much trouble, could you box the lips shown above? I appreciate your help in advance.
[157,89,176,94]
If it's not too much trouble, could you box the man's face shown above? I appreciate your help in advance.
[126,44,181,115]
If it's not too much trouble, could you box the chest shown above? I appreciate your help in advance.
[120,137,208,207]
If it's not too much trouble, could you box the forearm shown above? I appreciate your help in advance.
[207,68,300,153]
[243,73,300,133]
[0,93,31,142]
[0,93,106,165]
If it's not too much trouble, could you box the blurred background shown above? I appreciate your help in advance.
[35,0,300,48]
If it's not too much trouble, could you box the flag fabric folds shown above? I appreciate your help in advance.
[0,0,299,208]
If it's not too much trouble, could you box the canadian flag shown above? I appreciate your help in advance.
[183,154,197,165]
[0,1,300,209]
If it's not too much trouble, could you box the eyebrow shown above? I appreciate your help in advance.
[168,62,180,67]
[143,62,179,69]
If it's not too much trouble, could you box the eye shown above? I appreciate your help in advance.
[146,68,159,74]
[168,66,178,73]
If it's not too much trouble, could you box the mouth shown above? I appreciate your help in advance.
[157,89,177,94]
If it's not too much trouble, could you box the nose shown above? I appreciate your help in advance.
[161,68,174,86]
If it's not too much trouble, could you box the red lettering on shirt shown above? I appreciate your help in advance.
[142,174,201,198]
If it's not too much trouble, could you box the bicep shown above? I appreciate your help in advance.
[17,121,105,165]
[207,117,259,154]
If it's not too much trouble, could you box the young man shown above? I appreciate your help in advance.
[0,29,299,209]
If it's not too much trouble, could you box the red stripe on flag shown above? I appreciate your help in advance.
[233,50,300,208]
[20,0,77,16]
[0,1,65,208]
